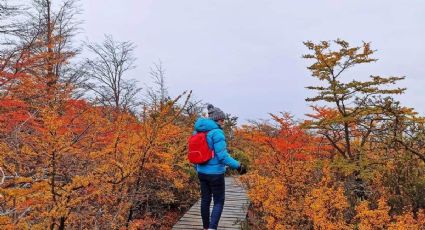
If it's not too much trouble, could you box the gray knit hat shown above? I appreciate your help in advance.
[207,104,226,121]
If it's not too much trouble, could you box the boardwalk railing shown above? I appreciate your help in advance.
[173,177,250,230]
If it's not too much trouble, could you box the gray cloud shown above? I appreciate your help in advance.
[78,0,425,122]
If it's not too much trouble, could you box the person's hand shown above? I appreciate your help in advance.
[237,164,247,175]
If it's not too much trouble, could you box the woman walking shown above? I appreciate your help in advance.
[192,104,246,230]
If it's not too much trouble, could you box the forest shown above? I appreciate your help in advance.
[1,0,425,229]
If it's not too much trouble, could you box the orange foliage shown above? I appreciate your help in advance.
[237,113,333,229]
[237,112,425,229]
[355,198,391,229]
[388,210,425,230]
[305,164,351,230]
[0,44,197,228]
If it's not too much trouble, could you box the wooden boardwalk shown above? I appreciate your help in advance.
[173,177,249,230]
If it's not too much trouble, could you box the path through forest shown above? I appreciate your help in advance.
[173,177,249,229]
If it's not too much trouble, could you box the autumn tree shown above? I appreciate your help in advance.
[237,113,330,229]
[302,40,411,207]
[122,91,198,228]
[303,39,405,161]
[20,0,81,97]
[0,1,99,229]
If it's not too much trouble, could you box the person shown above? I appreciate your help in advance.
[193,104,246,230]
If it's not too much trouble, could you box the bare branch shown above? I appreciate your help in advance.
[85,35,141,112]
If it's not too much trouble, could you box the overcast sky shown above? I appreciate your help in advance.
[78,0,425,123]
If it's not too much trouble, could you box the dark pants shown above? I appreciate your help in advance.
[198,173,225,229]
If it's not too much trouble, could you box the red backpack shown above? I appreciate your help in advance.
[188,132,214,164]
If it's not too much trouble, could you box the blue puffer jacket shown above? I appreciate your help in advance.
[193,118,240,174]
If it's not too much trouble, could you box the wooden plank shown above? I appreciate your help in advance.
[174,221,241,228]
[187,208,248,213]
[175,221,243,227]
[173,177,249,230]
[181,212,247,219]
[185,211,247,216]
[185,203,249,212]
[174,224,241,230]
[175,219,240,225]
[183,214,246,220]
